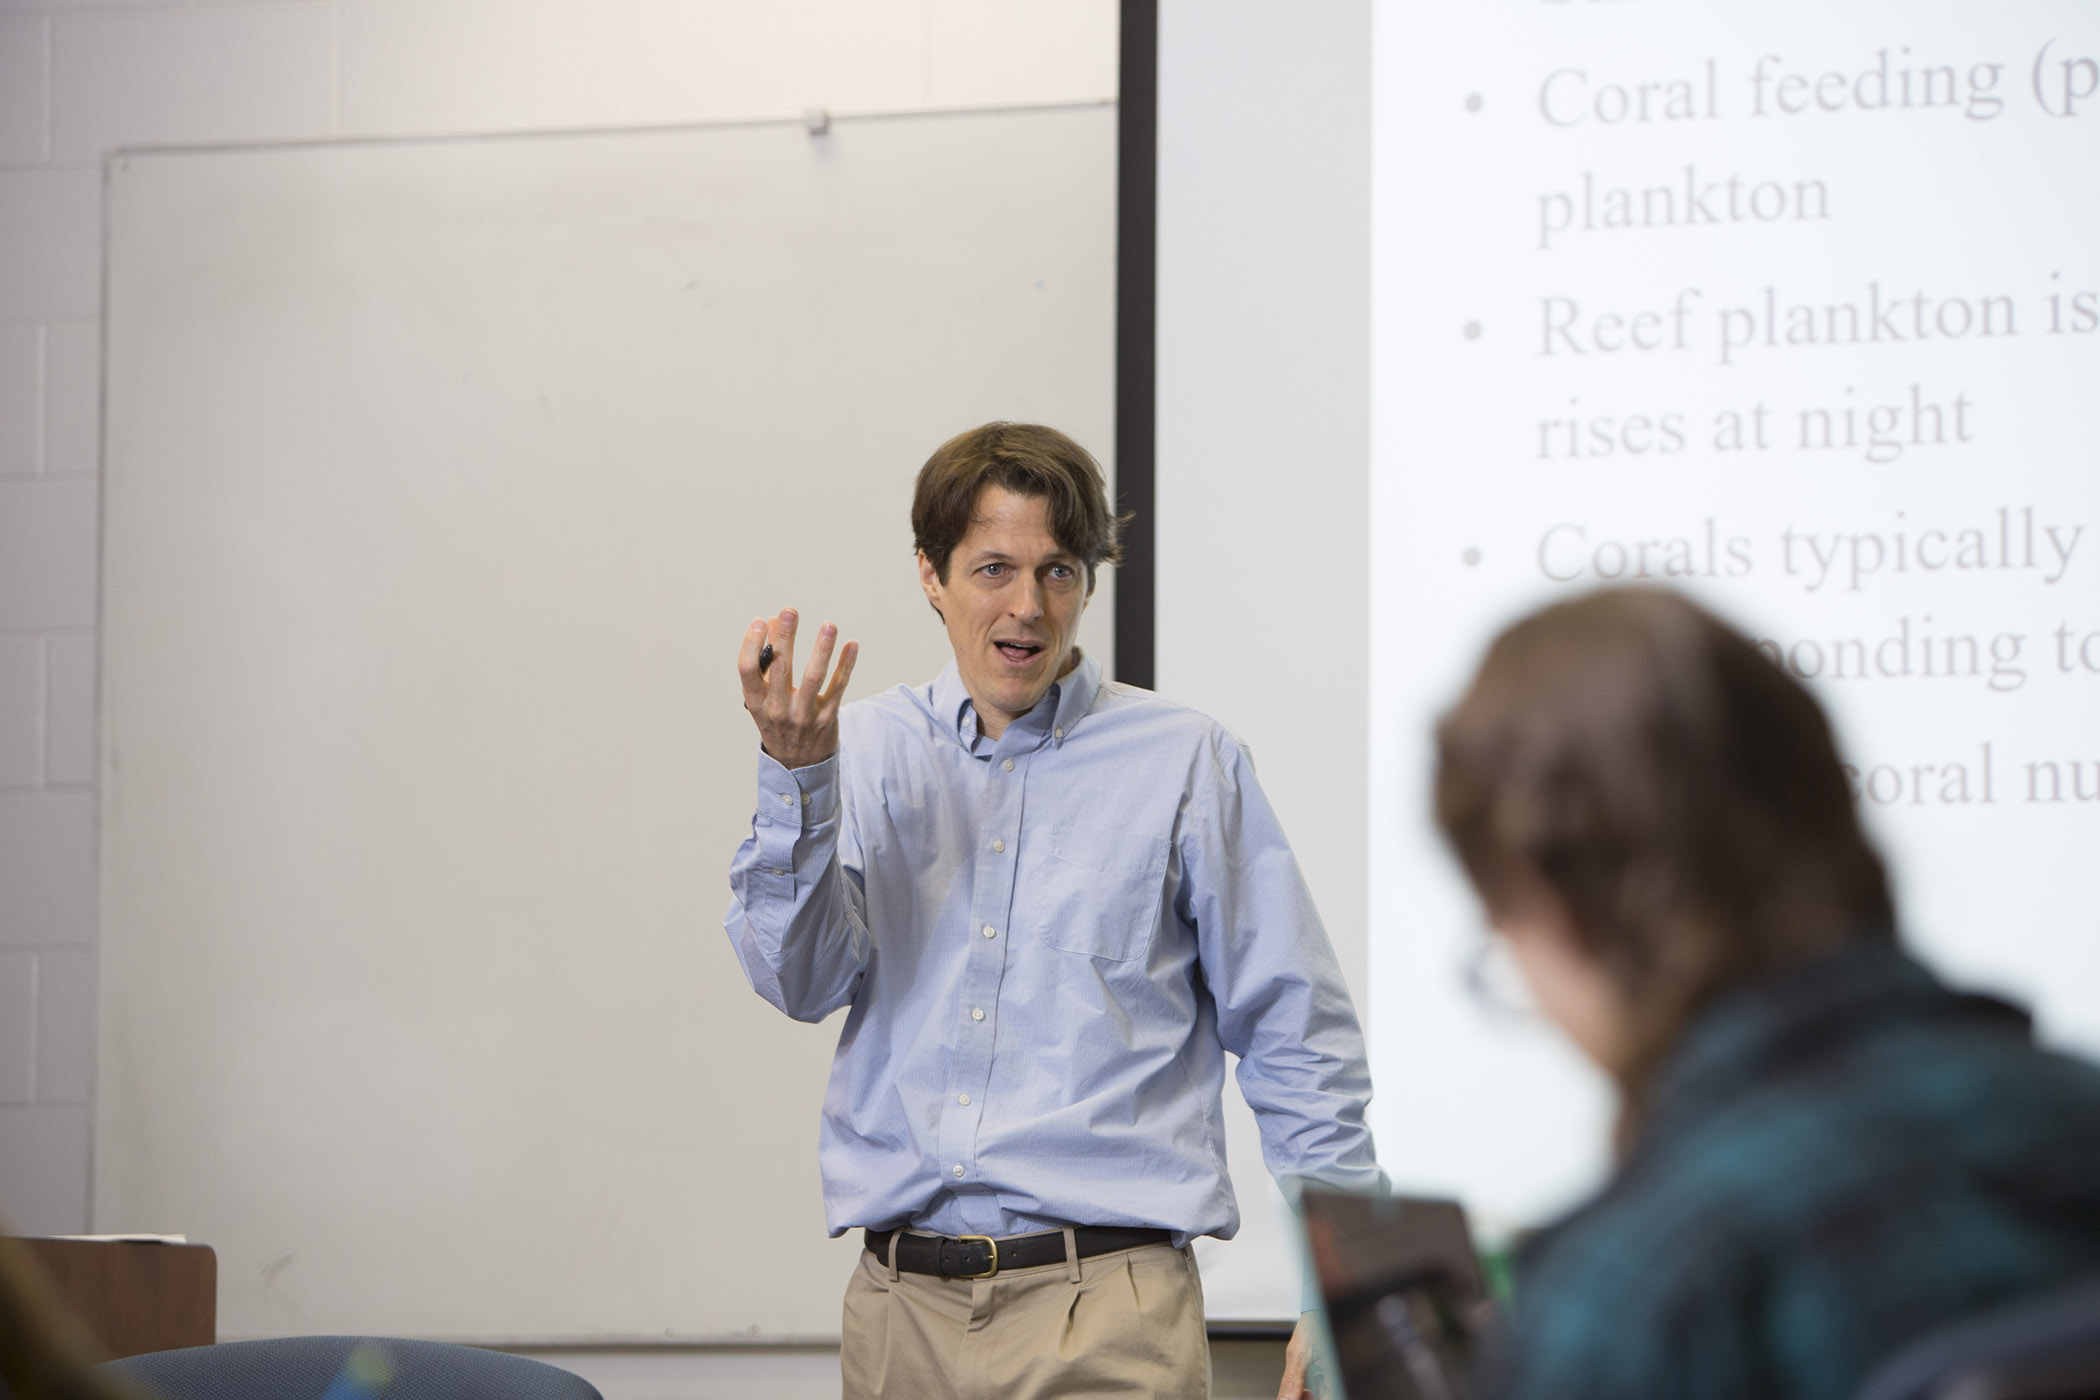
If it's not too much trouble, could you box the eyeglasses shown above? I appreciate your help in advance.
[1460,932,1539,1021]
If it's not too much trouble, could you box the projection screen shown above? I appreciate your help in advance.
[1158,0,2100,1250]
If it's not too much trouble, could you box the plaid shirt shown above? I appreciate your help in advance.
[1489,941,2100,1400]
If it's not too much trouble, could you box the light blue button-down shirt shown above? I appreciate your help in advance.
[724,652,1382,1246]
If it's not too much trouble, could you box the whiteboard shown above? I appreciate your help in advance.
[95,105,1119,1341]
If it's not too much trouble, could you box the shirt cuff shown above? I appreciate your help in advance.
[755,749,839,828]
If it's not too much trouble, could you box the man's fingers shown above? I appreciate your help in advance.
[737,619,771,706]
[1279,1315,1314,1400]
[797,624,838,720]
[818,639,860,718]
[1277,1350,1305,1397]
[767,608,799,700]
[745,608,851,756]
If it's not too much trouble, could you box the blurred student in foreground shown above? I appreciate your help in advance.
[1433,587,2100,1400]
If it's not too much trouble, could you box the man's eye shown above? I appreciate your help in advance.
[1049,564,1076,581]
[982,563,1006,578]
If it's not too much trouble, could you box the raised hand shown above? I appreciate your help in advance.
[738,608,859,770]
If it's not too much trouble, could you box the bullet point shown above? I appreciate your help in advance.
[1464,94,1484,113]
[1463,548,1482,567]
[1463,321,1482,340]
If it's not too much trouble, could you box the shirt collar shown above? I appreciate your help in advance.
[930,650,1103,756]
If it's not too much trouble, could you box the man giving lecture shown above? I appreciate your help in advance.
[724,423,1382,1400]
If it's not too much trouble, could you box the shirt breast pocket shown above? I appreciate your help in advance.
[1036,823,1170,962]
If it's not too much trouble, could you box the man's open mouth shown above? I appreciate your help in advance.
[994,641,1044,664]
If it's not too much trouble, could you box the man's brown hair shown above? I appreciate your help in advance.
[1433,587,1894,1149]
[911,423,1126,590]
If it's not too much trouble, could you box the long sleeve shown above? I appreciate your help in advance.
[1179,736,1385,1197]
[724,748,870,1022]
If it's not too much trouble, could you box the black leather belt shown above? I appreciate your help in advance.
[863,1226,1172,1279]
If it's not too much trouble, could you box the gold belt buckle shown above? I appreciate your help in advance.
[955,1234,1000,1279]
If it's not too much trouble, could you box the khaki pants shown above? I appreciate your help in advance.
[840,1237,1210,1400]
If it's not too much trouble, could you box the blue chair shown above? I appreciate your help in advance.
[1853,1276,2100,1400]
[96,1337,600,1400]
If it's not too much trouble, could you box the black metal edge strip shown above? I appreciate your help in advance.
[1207,1320,1298,1341]
[1113,0,1158,690]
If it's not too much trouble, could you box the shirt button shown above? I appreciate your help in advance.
[970,1007,985,1021]
[1001,759,1014,772]
[958,1093,971,1106]
[1054,727,1064,740]
[779,792,793,805]
[993,839,1006,853]
[952,1164,966,1178]
[982,925,997,939]
[800,793,810,805]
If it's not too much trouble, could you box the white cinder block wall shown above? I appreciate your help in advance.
[0,0,1116,1235]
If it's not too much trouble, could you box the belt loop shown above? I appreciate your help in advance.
[1063,1227,1081,1284]
[887,1230,902,1284]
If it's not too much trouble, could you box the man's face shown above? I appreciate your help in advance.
[919,486,1090,738]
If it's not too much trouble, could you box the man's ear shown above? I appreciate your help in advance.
[917,552,945,622]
